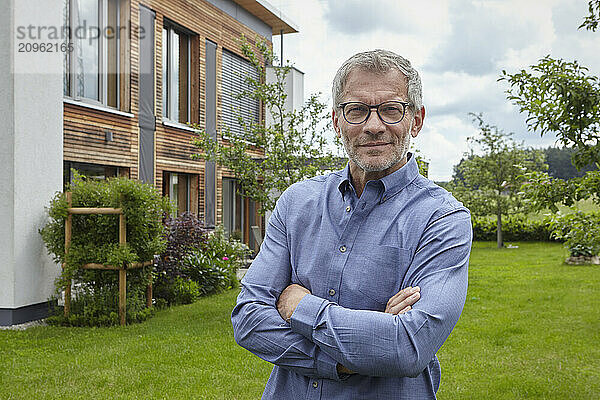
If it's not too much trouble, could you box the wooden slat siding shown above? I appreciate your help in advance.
[120,0,131,112]
[65,0,273,225]
[64,103,135,166]
[145,0,269,223]
[155,125,202,161]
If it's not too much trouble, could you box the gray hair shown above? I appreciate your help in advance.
[332,49,423,113]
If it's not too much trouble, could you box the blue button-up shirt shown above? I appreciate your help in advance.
[232,154,472,400]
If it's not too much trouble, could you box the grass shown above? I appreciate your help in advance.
[0,291,272,399]
[1,242,599,399]
[437,242,600,400]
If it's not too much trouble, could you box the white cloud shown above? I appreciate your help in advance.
[269,0,600,180]
[415,115,476,181]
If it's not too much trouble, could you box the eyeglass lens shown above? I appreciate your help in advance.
[343,102,406,124]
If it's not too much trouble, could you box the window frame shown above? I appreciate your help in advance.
[163,171,192,217]
[64,0,121,109]
[162,20,192,124]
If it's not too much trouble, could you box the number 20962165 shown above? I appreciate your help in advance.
[18,42,74,53]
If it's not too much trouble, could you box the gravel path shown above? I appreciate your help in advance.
[0,319,47,330]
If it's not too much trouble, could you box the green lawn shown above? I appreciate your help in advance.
[1,242,599,399]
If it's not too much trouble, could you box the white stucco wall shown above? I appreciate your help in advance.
[0,0,16,308]
[0,0,63,311]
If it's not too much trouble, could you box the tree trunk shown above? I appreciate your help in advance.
[497,213,504,248]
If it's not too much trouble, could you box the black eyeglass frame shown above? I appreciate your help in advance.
[337,100,412,125]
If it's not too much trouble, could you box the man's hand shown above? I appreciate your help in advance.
[277,284,310,322]
[385,286,420,315]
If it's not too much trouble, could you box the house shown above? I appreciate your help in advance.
[0,0,297,326]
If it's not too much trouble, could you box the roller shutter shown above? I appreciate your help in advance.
[221,49,260,137]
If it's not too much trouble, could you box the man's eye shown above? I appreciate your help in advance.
[347,105,366,113]
[381,105,401,113]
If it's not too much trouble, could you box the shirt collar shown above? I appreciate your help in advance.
[336,153,420,202]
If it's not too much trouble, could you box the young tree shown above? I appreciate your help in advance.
[449,114,546,248]
[191,37,344,214]
[499,3,600,212]
[499,4,600,259]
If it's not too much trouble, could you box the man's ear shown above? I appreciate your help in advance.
[332,108,341,138]
[411,106,426,138]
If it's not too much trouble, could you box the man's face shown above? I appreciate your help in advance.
[333,68,423,174]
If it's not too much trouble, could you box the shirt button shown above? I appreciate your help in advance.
[312,381,318,388]
[329,289,336,296]
[345,205,351,212]
[339,245,346,253]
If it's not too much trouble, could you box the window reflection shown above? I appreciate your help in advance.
[75,0,100,101]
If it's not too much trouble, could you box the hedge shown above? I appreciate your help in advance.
[471,215,558,242]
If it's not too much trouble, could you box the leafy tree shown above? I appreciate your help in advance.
[499,3,600,212]
[499,3,600,258]
[500,57,600,170]
[449,114,546,248]
[580,0,600,31]
[192,37,344,213]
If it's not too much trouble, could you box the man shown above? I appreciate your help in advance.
[231,49,472,399]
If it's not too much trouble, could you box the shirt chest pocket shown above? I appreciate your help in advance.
[351,246,412,311]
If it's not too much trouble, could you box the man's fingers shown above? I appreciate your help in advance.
[386,286,420,309]
[387,291,420,314]
[386,286,413,305]
[385,286,420,314]
[276,284,311,322]
[398,305,411,314]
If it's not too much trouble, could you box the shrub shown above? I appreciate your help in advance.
[153,212,209,306]
[185,251,235,296]
[549,212,600,257]
[157,212,209,279]
[154,220,250,305]
[40,173,171,326]
[172,277,201,304]
[471,215,556,242]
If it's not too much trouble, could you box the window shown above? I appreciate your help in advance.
[162,22,191,123]
[163,172,192,217]
[64,0,120,108]
[222,178,243,240]
[63,161,129,190]
[222,178,261,251]
[221,49,260,137]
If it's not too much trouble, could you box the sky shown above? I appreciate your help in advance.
[268,0,600,181]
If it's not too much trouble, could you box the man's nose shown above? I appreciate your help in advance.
[363,109,386,135]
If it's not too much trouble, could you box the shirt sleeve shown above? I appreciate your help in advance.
[231,191,341,381]
[289,209,472,378]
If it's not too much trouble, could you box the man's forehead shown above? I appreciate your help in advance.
[347,66,406,79]
[342,68,408,95]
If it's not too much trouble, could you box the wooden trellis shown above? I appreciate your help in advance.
[63,192,153,326]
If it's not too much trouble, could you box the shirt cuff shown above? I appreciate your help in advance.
[289,293,326,340]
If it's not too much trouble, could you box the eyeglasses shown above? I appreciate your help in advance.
[338,101,411,125]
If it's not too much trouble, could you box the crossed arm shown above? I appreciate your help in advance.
[276,284,421,375]
[231,197,472,380]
